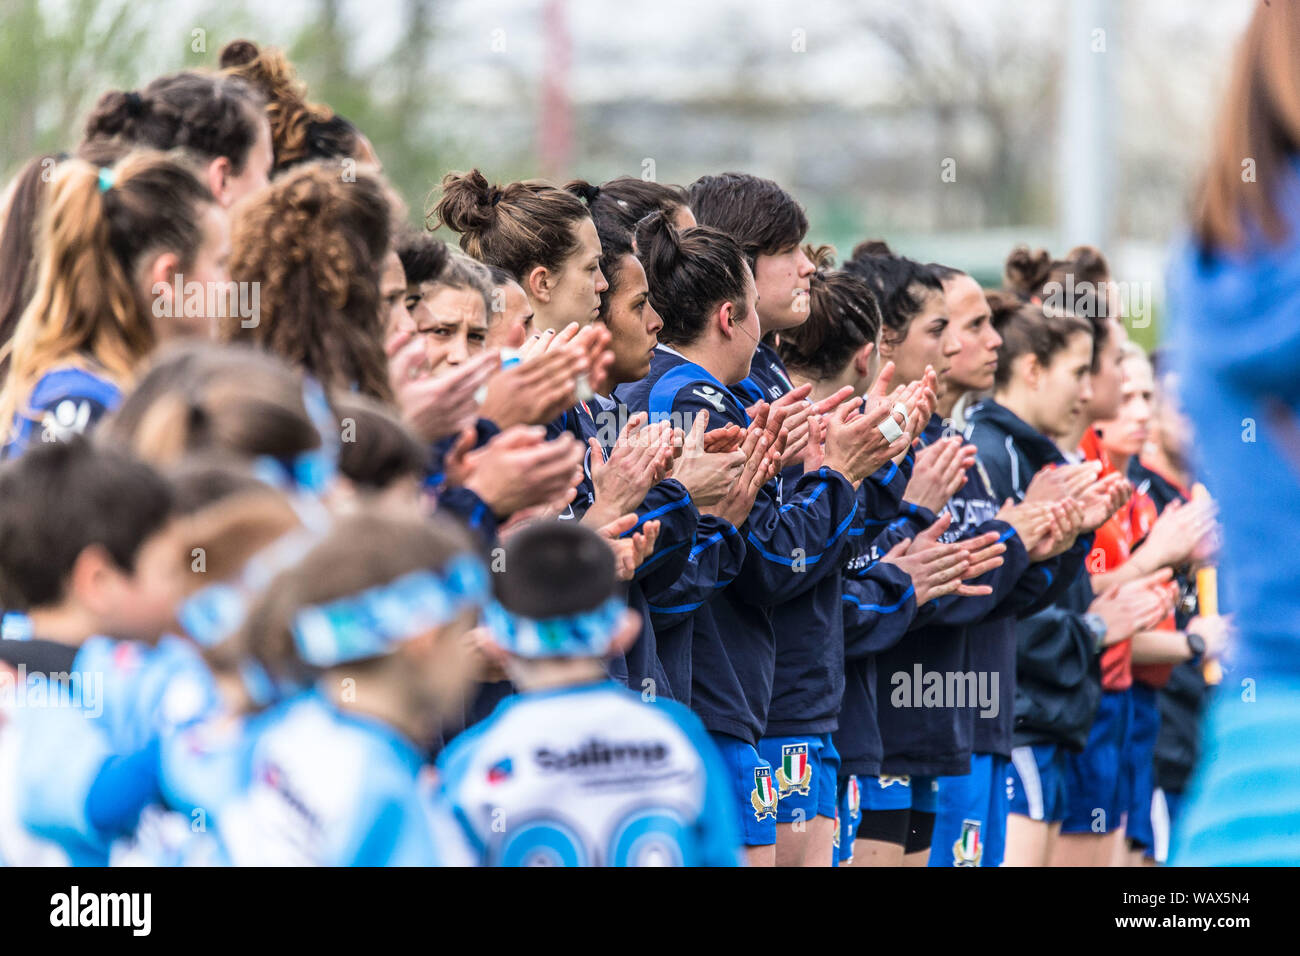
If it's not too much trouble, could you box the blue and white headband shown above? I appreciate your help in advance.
[176,528,325,649]
[251,377,341,517]
[483,596,626,659]
[291,555,491,668]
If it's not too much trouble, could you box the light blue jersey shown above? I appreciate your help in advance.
[3,635,221,865]
[76,636,222,754]
[207,689,453,866]
[437,681,743,866]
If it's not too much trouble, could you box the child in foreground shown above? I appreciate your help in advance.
[437,521,743,866]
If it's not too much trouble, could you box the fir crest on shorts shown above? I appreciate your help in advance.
[953,819,982,867]
[775,743,812,797]
[751,767,777,820]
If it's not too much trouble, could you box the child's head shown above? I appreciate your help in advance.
[168,481,308,703]
[484,522,638,687]
[331,392,428,517]
[0,438,178,643]
[244,511,486,732]
[99,343,326,482]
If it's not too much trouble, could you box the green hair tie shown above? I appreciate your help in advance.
[97,167,116,193]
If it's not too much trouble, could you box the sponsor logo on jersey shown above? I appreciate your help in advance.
[775,743,812,797]
[691,386,727,414]
[751,767,777,820]
[533,738,669,773]
[953,818,982,867]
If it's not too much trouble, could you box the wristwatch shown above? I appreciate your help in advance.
[1185,629,1206,660]
[1082,612,1108,654]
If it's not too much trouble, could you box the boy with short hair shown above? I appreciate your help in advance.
[437,521,743,866]
[0,438,188,864]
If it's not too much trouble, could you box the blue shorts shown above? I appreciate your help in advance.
[929,753,1010,867]
[1008,743,1069,823]
[911,774,939,814]
[710,733,776,846]
[833,774,863,865]
[861,773,913,811]
[757,733,840,822]
[1148,786,1183,864]
[1124,683,1161,849]
[1062,689,1132,834]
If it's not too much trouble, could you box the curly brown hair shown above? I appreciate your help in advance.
[219,39,359,175]
[225,162,395,400]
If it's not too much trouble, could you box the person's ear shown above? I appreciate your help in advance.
[205,156,232,207]
[877,333,896,362]
[145,251,182,312]
[603,610,643,658]
[1023,353,1043,390]
[67,544,119,616]
[716,301,735,340]
[854,342,876,376]
[526,265,553,305]
[476,633,512,673]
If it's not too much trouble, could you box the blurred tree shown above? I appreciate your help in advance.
[287,0,448,222]
[854,0,1060,229]
[0,0,152,175]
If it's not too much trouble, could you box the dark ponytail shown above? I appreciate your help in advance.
[634,212,748,347]
[778,245,881,381]
[81,71,265,174]
[431,169,589,282]
[842,246,943,345]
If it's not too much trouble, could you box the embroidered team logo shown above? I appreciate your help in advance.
[953,819,982,867]
[751,767,777,820]
[691,386,727,414]
[846,775,861,816]
[487,758,513,784]
[775,743,812,797]
[878,774,911,789]
[41,399,92,442]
